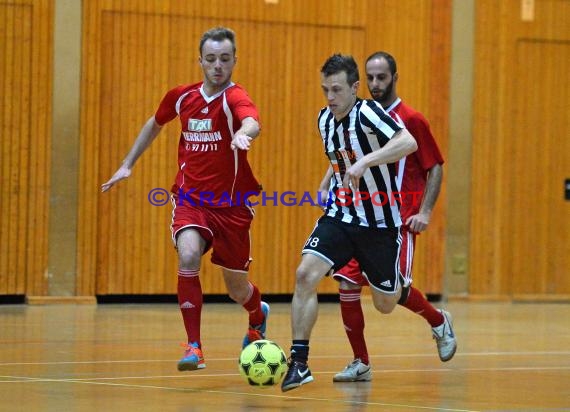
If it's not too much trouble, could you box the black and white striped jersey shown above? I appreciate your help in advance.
[318,98,403,228]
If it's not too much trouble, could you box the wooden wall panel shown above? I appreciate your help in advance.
[95,10,174,294]
[78,0,450,295]
[470,1,508,296]
[470,0,570,297]
[77,0,102,296]
[0,0,52,296]
[510,40,570,295]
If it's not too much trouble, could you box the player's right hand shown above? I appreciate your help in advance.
[101,166,131,192]
[317,189,330,210]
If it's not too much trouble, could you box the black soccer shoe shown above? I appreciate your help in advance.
[281,360,314,392]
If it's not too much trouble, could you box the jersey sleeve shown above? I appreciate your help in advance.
[360,100,402,144]
[405,112,444,170]
[228,86,260,124]
[154,86,185,126]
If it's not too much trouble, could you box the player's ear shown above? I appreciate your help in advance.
[352,80,360,95]
[393,72,399,83]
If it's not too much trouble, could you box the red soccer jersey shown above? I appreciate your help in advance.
[386,98,444,221]
[154,82,261,207]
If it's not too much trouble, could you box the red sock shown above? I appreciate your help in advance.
[400,286,444,327]
[339,288,369,365]
[242,282,264,327]
[177,269,203,345]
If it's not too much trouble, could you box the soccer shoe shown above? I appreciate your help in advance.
[242,301,270,348]
[281,360,314,392]
[177,342,206,371]
[432,309,457,362]
[332,358,372,382]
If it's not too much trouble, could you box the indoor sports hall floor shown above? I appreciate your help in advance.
[0,298,568,411]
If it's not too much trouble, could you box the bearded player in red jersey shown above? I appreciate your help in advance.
[101,27,269,371]
[330,51,457,382]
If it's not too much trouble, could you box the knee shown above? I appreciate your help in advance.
[177,246,201,268]
[295,266,321,292]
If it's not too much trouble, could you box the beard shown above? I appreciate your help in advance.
[371,78,395,107]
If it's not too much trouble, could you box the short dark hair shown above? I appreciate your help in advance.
[321,54,359,86]
[365,51,397,75]
[199,27,236,55]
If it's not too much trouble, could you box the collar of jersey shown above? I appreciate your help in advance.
[200,82,235,103]
[384,97,401,113]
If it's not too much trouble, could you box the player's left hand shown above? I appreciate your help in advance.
[231,133,252,150]
[406,212,430,233]
[342,162,365,191]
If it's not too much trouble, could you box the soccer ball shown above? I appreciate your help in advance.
[238,340,287,387]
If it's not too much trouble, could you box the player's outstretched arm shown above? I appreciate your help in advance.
[101,116,162,192]
[231,117,260,150]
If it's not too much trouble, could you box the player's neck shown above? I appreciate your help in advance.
[202,80,231,97]
[380,94,399,110]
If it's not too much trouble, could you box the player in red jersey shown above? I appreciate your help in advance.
[101,27,269,371]
[330,51,457,382]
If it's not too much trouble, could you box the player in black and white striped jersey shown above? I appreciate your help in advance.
[282,54,417,392]
[319,98,406,228]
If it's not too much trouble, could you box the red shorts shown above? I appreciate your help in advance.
[170,196,255,272]
[332,226,416,287]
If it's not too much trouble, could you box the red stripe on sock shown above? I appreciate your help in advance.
[178,269,199,277]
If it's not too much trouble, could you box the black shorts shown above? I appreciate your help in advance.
[302,216,402,294]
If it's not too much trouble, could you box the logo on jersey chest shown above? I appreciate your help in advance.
[183,117,221,150]
[188,118,212,132]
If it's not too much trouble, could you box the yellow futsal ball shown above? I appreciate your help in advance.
[238,339,287,387]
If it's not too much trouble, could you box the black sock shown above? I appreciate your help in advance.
[291,340,309,363]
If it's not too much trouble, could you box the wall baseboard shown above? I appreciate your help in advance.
[26,296,97,305]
